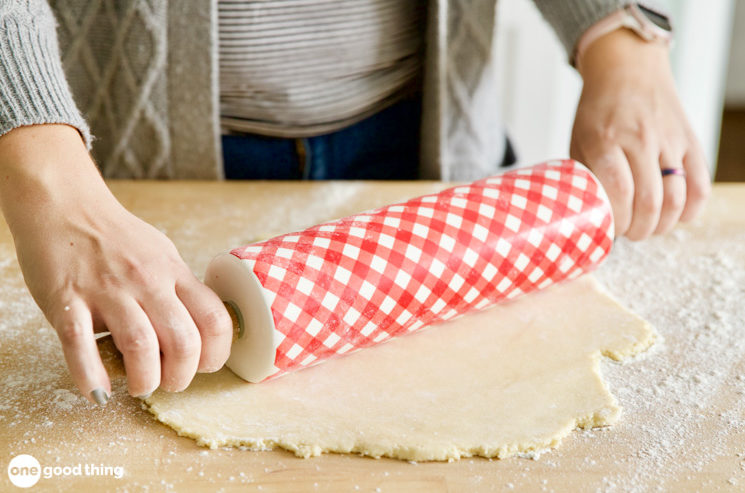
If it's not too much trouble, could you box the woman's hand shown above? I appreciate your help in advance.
[0,125,233,404]
[571,28,710,240]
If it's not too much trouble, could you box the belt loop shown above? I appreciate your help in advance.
[295,138,308,178]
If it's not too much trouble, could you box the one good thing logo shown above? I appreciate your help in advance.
[7,454,124,488]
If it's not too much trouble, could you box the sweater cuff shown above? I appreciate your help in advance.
[533,1,670,64]
[0,2,92,148]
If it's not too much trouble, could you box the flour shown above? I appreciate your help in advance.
[588,224,745,492]
[51,389,82,411]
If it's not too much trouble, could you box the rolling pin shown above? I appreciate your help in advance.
[205,159,614,382]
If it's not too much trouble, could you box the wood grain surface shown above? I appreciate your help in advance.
[1,181,743,492]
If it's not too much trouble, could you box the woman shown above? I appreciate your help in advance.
[0,0,709,406]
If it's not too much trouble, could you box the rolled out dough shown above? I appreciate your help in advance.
[144,275,654,461]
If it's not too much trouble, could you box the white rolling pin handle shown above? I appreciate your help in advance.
[204,252,278,382]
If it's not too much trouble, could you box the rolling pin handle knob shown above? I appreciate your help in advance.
[223,301,244,342]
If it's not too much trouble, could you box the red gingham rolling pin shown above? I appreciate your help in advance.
[205,159,614,382]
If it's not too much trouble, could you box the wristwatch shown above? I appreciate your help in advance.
[573,3,673,69]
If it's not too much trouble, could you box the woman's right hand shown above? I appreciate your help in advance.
[0,124,233,405]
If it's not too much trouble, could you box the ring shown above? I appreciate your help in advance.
[661,168,686,177]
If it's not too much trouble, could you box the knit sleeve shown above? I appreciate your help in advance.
[0,0,91,147]
[531,1,668,63]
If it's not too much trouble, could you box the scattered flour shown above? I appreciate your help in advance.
[51,389,82,411]
[588,223,745,492]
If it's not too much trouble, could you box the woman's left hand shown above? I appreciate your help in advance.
[571,28,710,241]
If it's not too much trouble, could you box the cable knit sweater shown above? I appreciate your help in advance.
[0,0,640,180]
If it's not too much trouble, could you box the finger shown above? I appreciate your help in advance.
[52,298,111,406]
[579,146,635,237]
[176,275,233,373]
[141,292,201,392]
[99,297,160,397]
[679,140,711,222]
[624,145,663,241]
[654,150,687,235]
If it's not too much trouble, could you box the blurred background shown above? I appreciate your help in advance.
[495,0,744,181]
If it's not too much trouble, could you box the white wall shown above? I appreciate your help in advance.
[663,0,736,170]
[495,0,581,168]
[495,0,735,173]
[725,0,745,106]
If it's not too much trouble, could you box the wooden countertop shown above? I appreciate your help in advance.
[1,181,743,492]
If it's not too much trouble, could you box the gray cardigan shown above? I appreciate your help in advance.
[0,0,632,180]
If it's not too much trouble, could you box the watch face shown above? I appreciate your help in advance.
[638,5,673,32]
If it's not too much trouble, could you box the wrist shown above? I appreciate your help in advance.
[578,28,671,82]
[574,3,672,73]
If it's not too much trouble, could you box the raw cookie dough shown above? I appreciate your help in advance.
[145,275,654,461]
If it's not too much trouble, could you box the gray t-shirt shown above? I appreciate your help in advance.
[218,0,426,137]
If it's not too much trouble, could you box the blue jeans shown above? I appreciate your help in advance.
[222,95,423,180]
[222,93,516,180]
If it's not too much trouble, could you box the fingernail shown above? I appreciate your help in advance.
[137,392,152,400]
[91,388,109,406]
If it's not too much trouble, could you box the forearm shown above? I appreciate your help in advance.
[0,124,113,239]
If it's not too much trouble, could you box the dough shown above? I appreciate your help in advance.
[144,275,654,461]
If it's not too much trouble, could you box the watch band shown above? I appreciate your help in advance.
[573,4,673,70]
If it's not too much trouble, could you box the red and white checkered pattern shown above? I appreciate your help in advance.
[230,159,614,380]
